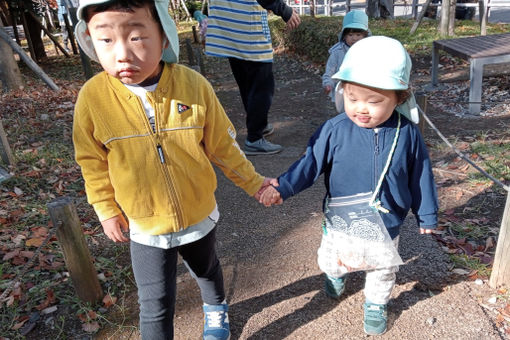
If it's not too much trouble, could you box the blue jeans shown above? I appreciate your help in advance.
[130,227,225,339]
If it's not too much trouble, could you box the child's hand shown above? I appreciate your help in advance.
[259,185,282,207]
[254,177,277,201]
[101,214,129,243]
[286,9,301,30]
[419,227,433,235]
[324,85,332,94]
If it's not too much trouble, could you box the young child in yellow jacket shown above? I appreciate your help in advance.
[72,1,271,339]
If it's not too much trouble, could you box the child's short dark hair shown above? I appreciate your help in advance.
[395,89,411,105]
[83,0,160,25]
[343,28,369,37]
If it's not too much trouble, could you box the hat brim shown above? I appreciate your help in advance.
[74,0,179,64]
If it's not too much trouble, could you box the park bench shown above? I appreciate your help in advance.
[430,32,510,115]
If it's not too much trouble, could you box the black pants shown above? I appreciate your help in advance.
[130,228,225,340]
[228,58,275,142]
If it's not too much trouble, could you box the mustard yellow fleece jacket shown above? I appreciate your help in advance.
[73,63,264,235]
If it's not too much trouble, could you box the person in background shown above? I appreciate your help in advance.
[260,36,438,336]
[322,10,370,113]
[57,0,71,52]
[72,1,274,339]
[205,0,301,155]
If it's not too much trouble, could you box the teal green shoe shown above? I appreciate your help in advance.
[363,301,388,335]
[324,275,346,299]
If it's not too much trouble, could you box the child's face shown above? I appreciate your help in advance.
[87,5,166,84]
[343,82,398,129]
[344,32,365,47]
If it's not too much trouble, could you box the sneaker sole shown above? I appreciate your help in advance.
[363,327,387,336]
[243,148,282,155]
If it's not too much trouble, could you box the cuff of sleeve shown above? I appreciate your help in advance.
[276,176,294,200]
[281,5,293,22]
[93,201,122,222]
[243,174,265,196]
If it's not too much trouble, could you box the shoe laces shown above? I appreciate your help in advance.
[205,310,225,328]
[365,304,386,319]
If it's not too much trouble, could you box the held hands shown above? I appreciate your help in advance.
[101,214,129,243]
[259,185,282,207]
[286,10,301,31]
[253,177,282,207]
[324,85,332,95]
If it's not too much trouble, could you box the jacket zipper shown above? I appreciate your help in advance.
[147,93,184,229]
[374,129,379,192]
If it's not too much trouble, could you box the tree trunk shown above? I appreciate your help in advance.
[367,0,379,18]
[448,0,456,36]
[439,0,450,36]
[25,11,47,61]
[0,21,23,91]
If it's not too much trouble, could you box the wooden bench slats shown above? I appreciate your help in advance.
[434,33,510,59]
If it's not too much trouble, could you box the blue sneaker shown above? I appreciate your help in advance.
[262,123,274,136]
[324,275,346,299]
[203,303,230,340]
[244,138,282,155]
[363,301,388,335]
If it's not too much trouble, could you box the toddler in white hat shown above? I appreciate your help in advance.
[260,36,438,336]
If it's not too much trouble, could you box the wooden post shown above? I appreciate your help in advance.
[196,47,205,75]
[185,38,195,65]
[490,190,510,288]
[0,118,14,166]
[192,25,198,43]
[0,27,59,91]
[21,9,36,61]
[63,13,78,55]
[415,93,427,136]
[47,197,103,304]
[28,11,70,58]
[410,0,433,34]
[9,11,21,46]
[479,0,488,35]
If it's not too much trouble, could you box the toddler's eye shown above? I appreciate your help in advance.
[100,38,112,43]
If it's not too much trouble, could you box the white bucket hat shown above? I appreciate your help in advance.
[332,36,419,124]
[74,0,179,63]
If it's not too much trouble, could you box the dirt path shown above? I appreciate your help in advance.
[95,54,504,339]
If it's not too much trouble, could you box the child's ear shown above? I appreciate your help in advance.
[163,37,169,49]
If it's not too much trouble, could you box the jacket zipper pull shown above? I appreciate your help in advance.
[374,131,379,155]
[157,144,165,163]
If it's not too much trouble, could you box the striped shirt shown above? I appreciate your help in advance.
[206,0,273,62]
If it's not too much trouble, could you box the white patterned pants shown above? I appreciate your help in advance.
[318,232,400,305]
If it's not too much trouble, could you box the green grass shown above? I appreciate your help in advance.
[450,254,491,277]
[449,222,491,240]
[269,16,510,63]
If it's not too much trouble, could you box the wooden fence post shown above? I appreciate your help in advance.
[47,197,103,304]
[490,190,510,288]
[0,118,14,166]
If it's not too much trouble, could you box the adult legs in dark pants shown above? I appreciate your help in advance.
[228,57,282,155]
[131,227,226,340]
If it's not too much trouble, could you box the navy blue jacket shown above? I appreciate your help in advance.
[277,112,439,239]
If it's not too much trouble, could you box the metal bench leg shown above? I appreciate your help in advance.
[431,45,439,87]
[469,58,483,115]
